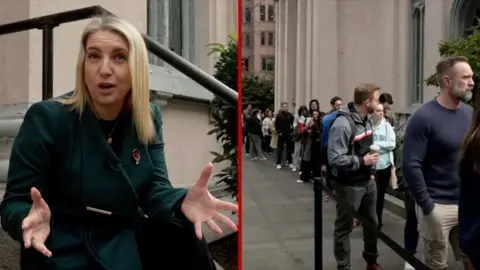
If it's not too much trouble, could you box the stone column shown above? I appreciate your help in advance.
[285,0,297,112]
[304,0,314,102]
[274,1,280,111]
[282,0,289,108]
[276,0,286,110]
[311,0,339,109]
[311,0,321,106]
[294,0,306,109]
[394,0,410,108]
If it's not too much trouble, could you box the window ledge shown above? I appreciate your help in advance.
[149,64,214,102]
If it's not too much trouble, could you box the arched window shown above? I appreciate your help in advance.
[451,0,480,37]
[411,0,425,104]
[463,4,480,36]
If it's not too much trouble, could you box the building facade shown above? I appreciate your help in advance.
[243,0,276,79]
[0,0,238,186]
[274,0,480,114]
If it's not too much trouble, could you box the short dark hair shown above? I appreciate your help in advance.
[297,105,308,116]
[379,93,393,105]
[435,56,469,87]
[353,83,380,105]
[330,96,342,106]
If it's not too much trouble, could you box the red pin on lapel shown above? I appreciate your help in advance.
[132,149,140,166]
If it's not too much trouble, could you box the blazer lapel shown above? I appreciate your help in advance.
[119,119,154,200]
[79,105,140,217]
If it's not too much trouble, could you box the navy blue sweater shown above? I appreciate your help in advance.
[403,98,472,215]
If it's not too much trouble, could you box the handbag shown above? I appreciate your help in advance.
[385,122,398,189]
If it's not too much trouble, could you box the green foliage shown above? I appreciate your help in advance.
[392,32,480,198]
[426,31,480,106]
[242,75,274,111]
[206,35,238,201]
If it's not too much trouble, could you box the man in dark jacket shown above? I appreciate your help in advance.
[275,102,294,169]
[327,84,382,270]
[246,109,265,160]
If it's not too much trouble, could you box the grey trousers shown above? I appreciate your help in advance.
[333,180,379,269]
[249,133,264,158]
[292,140,302,169]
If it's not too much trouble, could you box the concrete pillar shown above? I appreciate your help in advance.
[294,0,306,109]
[277,0,286,109]
[281,0,289,108]
[311,0,321,108]
[274,1,280,112]
[285,0,297,112]
[312,0,339,108]
[304,0,313,102]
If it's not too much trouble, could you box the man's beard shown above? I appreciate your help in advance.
[367,105,375,114]
[452,85,472,102]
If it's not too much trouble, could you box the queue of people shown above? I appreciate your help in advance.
[245,56,480,270]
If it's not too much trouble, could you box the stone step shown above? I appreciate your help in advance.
[384,193,406,219]
[0,160,7,183]
[0,182,5,198]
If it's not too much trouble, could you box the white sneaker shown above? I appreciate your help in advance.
[276,164,281,169]
[292,168,297,172]
[404,262,414,270]
[260,157,267,160]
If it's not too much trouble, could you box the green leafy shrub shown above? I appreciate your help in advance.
[207,34,238,201]
[425,31,480,107]
[242,75,274,111]
[394,32,480,197]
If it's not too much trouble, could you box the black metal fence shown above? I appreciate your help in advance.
[0,5,238,106]
[313,176,432,270]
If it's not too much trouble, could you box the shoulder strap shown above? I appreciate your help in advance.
[336,114,357,153]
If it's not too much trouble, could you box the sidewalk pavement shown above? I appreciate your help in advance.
[242,156,462,270]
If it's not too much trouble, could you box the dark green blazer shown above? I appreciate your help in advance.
[0,99,189,270]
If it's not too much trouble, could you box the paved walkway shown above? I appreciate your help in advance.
[242,156,462,270]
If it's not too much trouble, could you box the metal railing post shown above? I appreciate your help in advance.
[313,177,323,270]
[42,25,55,100]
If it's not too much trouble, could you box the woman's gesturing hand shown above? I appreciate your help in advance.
[181,163,238,239]
[22,187,52,257]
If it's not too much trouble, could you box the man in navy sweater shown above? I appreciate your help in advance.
[403,56,474,270]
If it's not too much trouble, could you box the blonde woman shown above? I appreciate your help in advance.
[0,16,237,270]
[372,104,396,230]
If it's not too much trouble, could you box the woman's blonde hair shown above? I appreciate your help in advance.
[59,16,155,144]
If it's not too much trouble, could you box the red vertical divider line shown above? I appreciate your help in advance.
[237,0,243,269]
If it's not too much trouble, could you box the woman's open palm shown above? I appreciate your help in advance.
[22,187,52,257]
[181,163,238,239]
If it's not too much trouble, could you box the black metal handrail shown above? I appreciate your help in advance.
[0,6,238,106]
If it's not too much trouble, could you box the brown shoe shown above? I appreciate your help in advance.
[366,263,383,270]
